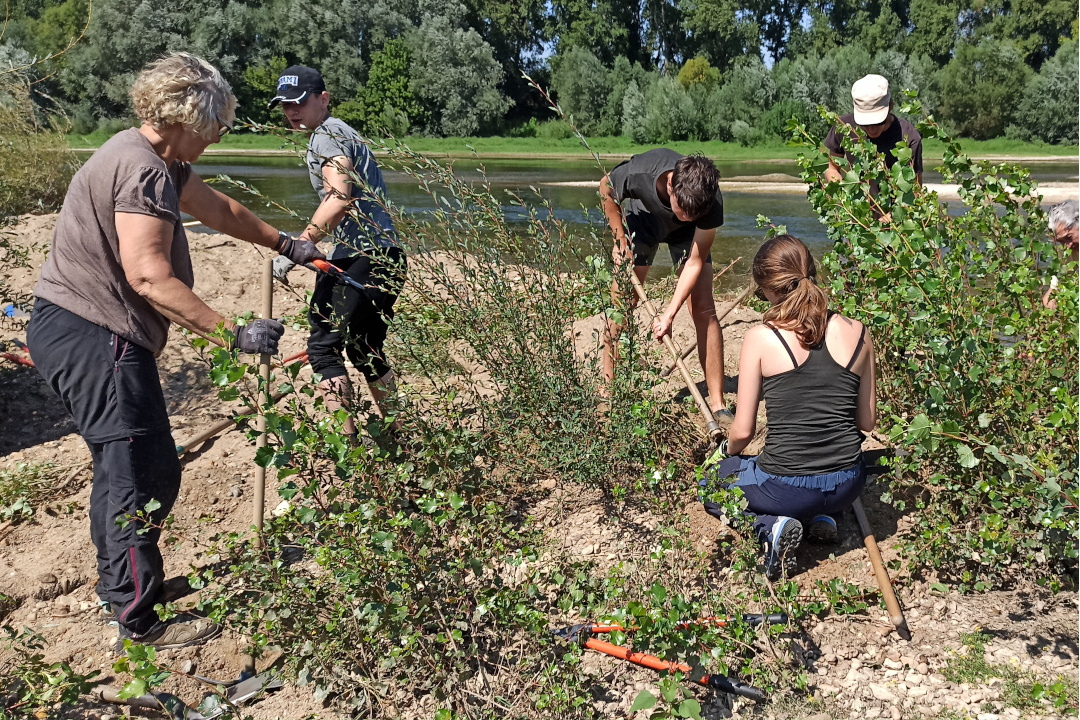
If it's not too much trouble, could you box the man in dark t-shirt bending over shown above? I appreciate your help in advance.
[600,149,730,419]
[823,74,923,188]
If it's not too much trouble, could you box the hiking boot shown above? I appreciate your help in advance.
[100,575,193,625]
[763,516,803,581]
[807,514,839,544]
[116,617,221,652]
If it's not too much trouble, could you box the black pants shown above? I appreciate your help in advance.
[308,246,406,383]
[27,300,180,634]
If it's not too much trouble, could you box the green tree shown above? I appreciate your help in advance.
[236,57,288,125]
[680,0,758,70]
[545,0,646,65]
[407,13,511,136]
[643,75,696,142]
[701,56,774,140]
[602,55,651,136]
[550,45,613,135]
[1006,40,1079,144]
[621,79,648,142]
[676,56,721,90]
[905,0,960,65]
[939,38,1032,139]
[356,39,423,134]
[959,0,1077,70]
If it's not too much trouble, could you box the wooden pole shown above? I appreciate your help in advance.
[253,257,273,546]
[625,270,722,443]
[660,280,756,378]
[852,498,912,640]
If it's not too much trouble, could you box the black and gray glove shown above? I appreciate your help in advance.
[275,231,324,265]
[272,255,297,282]
[232,318,285,355]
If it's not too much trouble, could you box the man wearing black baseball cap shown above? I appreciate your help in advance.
[268,65,326,108]
[270,65,407,441]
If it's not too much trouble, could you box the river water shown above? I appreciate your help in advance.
[189,154,1078,291]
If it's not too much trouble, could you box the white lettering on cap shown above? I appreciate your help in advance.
[278,75,299,88]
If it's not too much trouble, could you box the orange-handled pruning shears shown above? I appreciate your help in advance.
[550,613,785,702]
[307,258,370,295]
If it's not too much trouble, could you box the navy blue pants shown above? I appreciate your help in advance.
[28,300,180,634]
[701,455,866,545]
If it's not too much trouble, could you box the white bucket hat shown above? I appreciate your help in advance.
[851,74,891,125]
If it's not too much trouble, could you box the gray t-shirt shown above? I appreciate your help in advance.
[35,128,193,354]
[608,148,724,246]
[306,116,397,261]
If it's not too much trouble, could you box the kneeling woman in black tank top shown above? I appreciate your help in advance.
[702,234,877,580]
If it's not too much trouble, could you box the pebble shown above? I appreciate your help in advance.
[227,485,244,498]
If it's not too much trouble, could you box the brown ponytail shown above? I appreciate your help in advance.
[752,235,830,348]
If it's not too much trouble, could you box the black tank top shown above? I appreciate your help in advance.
[756,318,867,476]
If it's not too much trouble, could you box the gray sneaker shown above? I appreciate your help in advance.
[116,617,221,652]
[763,516,803,581]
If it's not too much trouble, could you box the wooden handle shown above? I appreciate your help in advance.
[626,270,721,442]
[852,498,911,640]
[660,280,756,378]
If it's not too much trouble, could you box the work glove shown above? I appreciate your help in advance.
[231,318,284,355]
[703,438,730,469]
[272,255,297,282]
[275,231,324,265]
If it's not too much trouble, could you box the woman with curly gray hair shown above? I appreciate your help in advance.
[27,52,322,650]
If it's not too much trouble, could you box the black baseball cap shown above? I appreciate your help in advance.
[267,65,326,108]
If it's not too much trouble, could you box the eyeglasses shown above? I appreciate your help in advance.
[216,116,232,138]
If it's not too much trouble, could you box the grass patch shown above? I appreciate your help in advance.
[67,130,1079,161]
[943,631,1078,713]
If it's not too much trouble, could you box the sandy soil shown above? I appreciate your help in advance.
[0,214,1075,719]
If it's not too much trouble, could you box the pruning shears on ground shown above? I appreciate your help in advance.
[550,613,787,702]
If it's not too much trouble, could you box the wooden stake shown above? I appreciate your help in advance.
[253,257,273,546]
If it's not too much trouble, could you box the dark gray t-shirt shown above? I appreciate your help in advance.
[306,116,397,261]
[607,148,724,246]
[35,128,193,354]
[824,114,923,174]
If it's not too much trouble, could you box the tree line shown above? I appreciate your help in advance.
[2,0,1077,143]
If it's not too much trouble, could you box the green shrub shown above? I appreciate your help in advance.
[621,80,647,143]
[1006,40,1079,146]
[938,39,1032,140]
[550,45,613,136]
[787,95,1078,591]
[644,76,697,143]
[537,118,574,140]
[701,57,774,141]
[0,74,76,216]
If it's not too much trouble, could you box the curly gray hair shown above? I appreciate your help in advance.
[130,52,236,140]
[1047,199,1079,233]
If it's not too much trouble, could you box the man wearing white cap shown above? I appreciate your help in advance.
[823,74,923,187]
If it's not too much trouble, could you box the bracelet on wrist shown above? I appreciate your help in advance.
[275,231,289,252]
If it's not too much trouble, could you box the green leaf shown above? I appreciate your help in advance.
[956,444,979,468]
[118,677,147,700]
[908,414,932,440]
[677,698,702,719]
[630,690,656,712]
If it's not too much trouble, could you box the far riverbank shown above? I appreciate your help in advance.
[68,130,1080,163]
